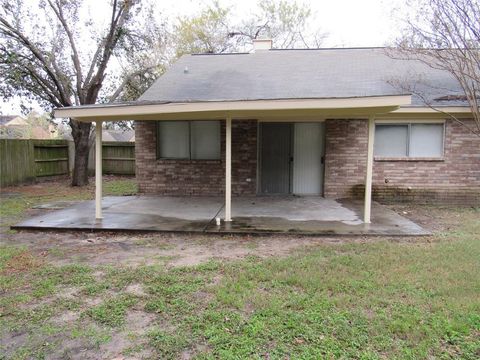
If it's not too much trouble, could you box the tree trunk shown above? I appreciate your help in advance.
[71,120,92,186]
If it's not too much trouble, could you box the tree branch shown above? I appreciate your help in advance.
[0,16,72,106]
[47,0,84,103]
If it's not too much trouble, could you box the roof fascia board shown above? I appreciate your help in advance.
[54,96,411,122]
[392,106,472,115]
[61,106,404,122]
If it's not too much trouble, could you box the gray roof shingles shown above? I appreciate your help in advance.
[0,115,19,126]
[139,48,465,107]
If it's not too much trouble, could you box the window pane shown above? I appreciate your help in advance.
[374,125,408,156]
[190,121,221,159]
[410,124,444,157]
[157,121,189,158]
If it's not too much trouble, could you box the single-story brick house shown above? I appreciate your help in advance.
[56,41,479,224]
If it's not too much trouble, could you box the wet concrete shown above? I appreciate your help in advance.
[12,196,429,236]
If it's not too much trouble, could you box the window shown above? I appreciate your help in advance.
[157,121,221,159]
[374,123,444,158]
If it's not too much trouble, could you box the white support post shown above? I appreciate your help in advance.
[364,115,375,223]
[95,120,103,220]
[225,115,232,222]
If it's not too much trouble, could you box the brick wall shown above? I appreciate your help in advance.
[324,119,368,198]
[136,118,478,204]
[135,120,257,196]
[324,118,480,205]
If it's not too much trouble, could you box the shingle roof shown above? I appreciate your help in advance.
[103,130,135,142]
[139,47,465,107]
[0,115,20,126]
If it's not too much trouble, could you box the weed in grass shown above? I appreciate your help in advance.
[55,297,82,312]
[85,294,138,327]
[82,281,111,296]
[0,293,32,310]
[122,342,147,357]
[147,327,189,358]
[144,298,167,314]
[70,323,112,347]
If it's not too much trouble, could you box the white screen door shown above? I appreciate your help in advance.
[293,122,325,195]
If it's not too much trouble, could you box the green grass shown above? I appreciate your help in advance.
[103,178,137,196]
[195,237,480,359]
[85,294,138,327]
[0,206,479,358]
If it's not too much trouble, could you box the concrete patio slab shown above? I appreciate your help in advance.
[12,196,429,236]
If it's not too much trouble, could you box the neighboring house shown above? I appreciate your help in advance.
[0,115,27,126]
[102,129,135,142]
[55,42,480,223]
[0,114,57,139]
[60,129,134,142]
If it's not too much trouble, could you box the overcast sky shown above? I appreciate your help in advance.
[161,0,403,47]
[1,0,404,115]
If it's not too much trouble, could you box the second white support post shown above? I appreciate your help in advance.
[225,115,232,222]
[95,120,103,220]
[364,115,375,223]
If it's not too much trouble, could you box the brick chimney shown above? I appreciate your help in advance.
[252,38,273,52]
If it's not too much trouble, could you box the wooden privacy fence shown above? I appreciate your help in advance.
[87,141,135,176]
[0,139,36,187]
[34,140,69,177]
[1,139,135,187]
[0,139,69,187]
[103,142,135,175]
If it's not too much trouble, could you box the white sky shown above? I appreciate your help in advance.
[159,0,403,47]
[1,0,404,114]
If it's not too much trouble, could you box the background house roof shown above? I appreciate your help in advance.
[139,47,465,107]
[102,129,135,142]
[0,115,25,126]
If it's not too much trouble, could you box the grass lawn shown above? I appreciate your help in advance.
[0,179,479,359]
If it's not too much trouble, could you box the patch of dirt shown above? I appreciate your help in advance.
[84,296,104,307]
[1,230,345,268]
[387,204,472,233]
[53,310,80,324]
[125,283,147,297]
[2,250,44,274]
[191,290,215,306]
[56,286,80,300]
[125,310,156,334]
[48,329,105,360]
[96,310,156,359]
[180,344,210,360]
[0,215,441,269]
[0,330,29,355]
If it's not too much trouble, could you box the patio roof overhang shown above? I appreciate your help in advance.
[53,94,412,122]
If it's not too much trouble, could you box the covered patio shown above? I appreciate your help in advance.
[13,195,428,236]
[53,94,413,230]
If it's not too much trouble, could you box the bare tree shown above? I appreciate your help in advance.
[393,0,480,136]
[230,0,326,49]
[173,0,326,57]
[0,0,166,185]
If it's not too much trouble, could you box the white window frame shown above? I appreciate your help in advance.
[156,120,221,160]
[374,120,445,159]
